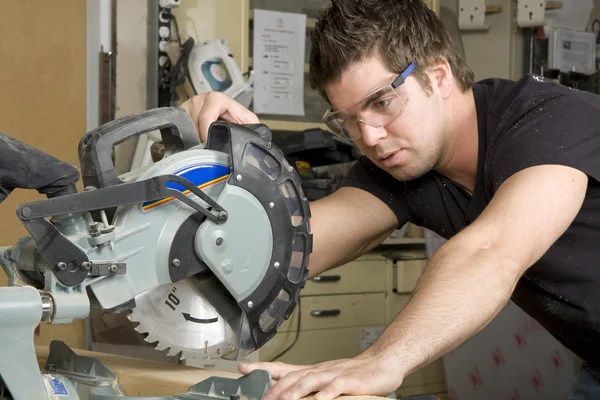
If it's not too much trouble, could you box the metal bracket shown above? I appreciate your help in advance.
[458,0,488,31]
[517,0,546,28]
[44,340,273,399]
[89,262,126,277]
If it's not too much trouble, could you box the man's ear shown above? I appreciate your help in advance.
[430,57,453,99]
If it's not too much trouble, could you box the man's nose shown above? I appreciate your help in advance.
[359,122,387,147]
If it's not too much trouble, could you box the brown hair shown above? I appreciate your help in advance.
[309,0,474,100]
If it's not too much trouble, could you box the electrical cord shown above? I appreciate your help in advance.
[169,10,183,48]
[157,10,195,105]
[269,297,301,361]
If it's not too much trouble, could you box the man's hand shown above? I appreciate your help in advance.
[180,92,260,141]
[239,351,403,400]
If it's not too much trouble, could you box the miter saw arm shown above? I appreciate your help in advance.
[0,107,312,399]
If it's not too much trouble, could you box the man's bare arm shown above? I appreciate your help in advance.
[240,164,588,400]
[370,164,588,379]
[306,186,400,279]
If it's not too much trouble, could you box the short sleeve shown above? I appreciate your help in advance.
[487,91,600,192]
[339,155,412,225]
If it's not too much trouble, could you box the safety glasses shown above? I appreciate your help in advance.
[322,62,416,141]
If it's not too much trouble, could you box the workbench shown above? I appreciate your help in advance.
[35,344,386,399]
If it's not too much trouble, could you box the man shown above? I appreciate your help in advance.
[182,0,600,399]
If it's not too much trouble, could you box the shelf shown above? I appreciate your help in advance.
[258,119,330,132]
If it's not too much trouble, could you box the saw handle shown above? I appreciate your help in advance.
[78,107,200,189]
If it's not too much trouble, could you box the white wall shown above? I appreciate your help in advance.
[440,0,524,81]
[114,0,149,173]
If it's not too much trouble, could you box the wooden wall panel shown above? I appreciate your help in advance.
[0,1,88,349]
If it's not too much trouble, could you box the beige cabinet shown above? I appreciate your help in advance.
[187,249,447,398]
[257,254,390,367]
[386,250,447,397]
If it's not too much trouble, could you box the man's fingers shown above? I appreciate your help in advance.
[279,372,337,400]
[196,93,232,141]
[315,376,351,400]
[263,369,310,400]
[180,92,261,142]
[238,361,306,380]
[222,104,260,125]
[196,93,260,142]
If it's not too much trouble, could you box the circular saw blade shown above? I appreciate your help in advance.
[128,274,241,361]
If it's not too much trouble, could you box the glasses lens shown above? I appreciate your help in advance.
[323,115,352,140]
[360,84,408,124]
[323,84,409,141]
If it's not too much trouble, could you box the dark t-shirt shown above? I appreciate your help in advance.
[340,73,600,366]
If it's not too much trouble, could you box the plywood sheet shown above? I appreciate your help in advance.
[0,1,88,348]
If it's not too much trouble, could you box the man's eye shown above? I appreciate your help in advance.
[372,98,392,109]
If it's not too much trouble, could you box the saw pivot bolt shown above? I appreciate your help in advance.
[89,222,101,237]
[20,207,31,218]
[217,211,228,222]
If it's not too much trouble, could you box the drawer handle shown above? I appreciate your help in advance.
[310,309,341,317]
[311,275,341,283]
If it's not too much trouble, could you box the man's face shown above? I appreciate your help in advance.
[323,56,446,181]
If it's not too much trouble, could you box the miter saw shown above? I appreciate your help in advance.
[0,107,311,399]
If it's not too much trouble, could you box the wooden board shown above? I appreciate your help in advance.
[36,345,387,400]
[0,1,88,349]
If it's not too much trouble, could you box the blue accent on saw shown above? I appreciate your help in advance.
[142,164,230,210]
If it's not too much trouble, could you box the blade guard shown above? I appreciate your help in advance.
[207,121,312,359]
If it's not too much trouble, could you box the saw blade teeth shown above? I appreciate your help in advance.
[126,313,139,324]
[167,347,183,357]
[144,333,161,345]
[154,342,169,351]
[128,278,230,361]
[133,323,147,334]
[181,351,196,362]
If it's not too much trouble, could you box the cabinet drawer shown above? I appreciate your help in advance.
[395,258,426,293]
[258,326,385,364]
[279,293,386,332]
[386,292,411,323]
[303,256,390,295]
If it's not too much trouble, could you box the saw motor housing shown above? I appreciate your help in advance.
[0,107,312,399]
